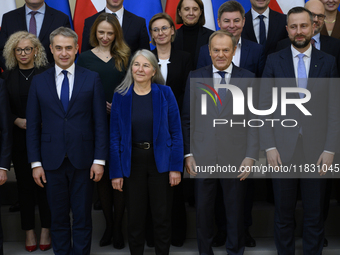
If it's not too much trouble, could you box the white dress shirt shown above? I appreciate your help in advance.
[251,7,270,44]
[232,38,242,67]
[25,3,46,37]
[291,44,311,81]
[105,6,124,27]
[159,58,170,82]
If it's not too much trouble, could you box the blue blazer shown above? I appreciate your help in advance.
[109,84,184,179]
[196,38,265,77]
[26,66,108,170]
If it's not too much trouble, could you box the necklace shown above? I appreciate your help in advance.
[19,68,35,80]
[325,18,336,23]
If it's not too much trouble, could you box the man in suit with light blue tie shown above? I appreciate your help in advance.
[259,7,340,254]
[26,27,108,255]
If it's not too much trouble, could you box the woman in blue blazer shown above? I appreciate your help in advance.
[110,49,183,255]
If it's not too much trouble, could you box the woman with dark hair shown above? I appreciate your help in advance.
[110,49,183,255]
[3,31,51,252]
[77,12,130,249]
[173,0,214,68]
[147,12,192,247]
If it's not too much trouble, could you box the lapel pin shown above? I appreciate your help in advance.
[315,65,317,67]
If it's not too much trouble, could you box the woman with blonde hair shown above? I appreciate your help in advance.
[77,12,130,249]
[3,31,51,252]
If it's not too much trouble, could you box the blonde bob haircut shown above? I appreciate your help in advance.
[3,31,48,70]
[149,13,177,46]
[115,49,165,95]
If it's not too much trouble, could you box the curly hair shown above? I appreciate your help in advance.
[90,13,130,71]
[3,31,48,70]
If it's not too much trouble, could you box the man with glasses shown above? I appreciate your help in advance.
[277,0,340,75]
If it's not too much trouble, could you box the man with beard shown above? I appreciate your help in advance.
[276,0,340,75]
[259,7,339,255]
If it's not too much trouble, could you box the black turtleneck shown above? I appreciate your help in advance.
[182,23,200,61]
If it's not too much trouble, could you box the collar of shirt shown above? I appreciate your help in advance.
[251,7,269,21]
[105,6,124,25]
[291,44,312,59]
[25,3,46,16]
[291,44,312,79]
[55,63,75,100]
[212,63,233,84]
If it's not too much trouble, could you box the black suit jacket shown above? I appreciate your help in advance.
[242,8,287,60]
[260,46,340,163]
[276,34,340,75]
[0,78,12,170]
[152,48,192,112]
[181,64,259,168]
[172,26,214,69]
[81,9,150,53]
[3,66,47,151]
[0,4,71,66]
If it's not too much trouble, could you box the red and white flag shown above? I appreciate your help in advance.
[0,0,16,29]
[269,0,305,14]
[73,0,105,51]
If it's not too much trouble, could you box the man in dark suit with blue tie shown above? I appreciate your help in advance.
[242,0,287,61]
[259,7,340,254]
[182,30,259,255]
[0,0,71,69]
[26,27,108,255]
[81,0,150,53]
[0,78,12,255]
[197,1,264,77]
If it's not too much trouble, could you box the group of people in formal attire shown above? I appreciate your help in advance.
[0,0,340,255]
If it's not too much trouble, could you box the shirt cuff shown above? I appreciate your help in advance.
[324,150,335,155]
[184,153,193,159]
[265,147,276,152]
[0,168,8,171]
[31,161,42,169]
[245,157,256,162]
[93,160,105,166]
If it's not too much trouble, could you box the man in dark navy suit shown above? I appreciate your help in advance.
[81,0,150,53]
[0,78,12,255]
[26,27,108,255]
[182,30,259,255]
[242,0,287,60]
[259,7,340,254]
[0,0,71,68]
[197,1,264,77]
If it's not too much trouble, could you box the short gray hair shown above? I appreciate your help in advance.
[209,30,237,50]
[115,49,165,95]
[50,27,78,46]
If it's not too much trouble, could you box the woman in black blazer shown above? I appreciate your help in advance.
[172,0,214,68]
[3,31,51,252]
[147,13,192,247]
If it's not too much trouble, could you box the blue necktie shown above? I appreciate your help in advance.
[259,15,266,45]
[297,54,307,98]
[217,71,227,112]
[61,70,69,111]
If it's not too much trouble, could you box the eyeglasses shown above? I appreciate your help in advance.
[14,47,33,55]
[311,13,326,20]
[152,26,171,33]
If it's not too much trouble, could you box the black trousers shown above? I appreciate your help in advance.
[125,147,173,255]
[11,149,51,230]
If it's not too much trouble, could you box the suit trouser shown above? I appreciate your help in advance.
[45,158,94,255]
[195,178,246,255]
[12,148,51,230]
[272,136,326,255]
[125,146,173,255]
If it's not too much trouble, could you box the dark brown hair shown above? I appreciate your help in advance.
[176,0,205,26]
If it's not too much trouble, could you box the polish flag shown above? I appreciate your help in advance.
[0,0,16,29]
[73,0,105,51]
[269,0,305,14]
[165,0,181,29]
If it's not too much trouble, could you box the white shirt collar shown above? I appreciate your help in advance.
[251,7,269,20]
[212,63,233,75]
[291,44,312,58]
[25,3,46,15]
[55,63,75,77]
[105,6,124,19]
[237,37,242,47]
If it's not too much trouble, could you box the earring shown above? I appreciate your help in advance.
[34,54,37,57]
